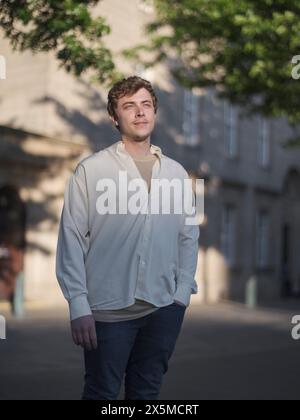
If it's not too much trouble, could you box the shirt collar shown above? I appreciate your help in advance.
[116,140,162,161]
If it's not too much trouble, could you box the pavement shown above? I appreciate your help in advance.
[0,300,300,400]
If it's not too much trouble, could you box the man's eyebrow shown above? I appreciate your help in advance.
[121,100,152,106]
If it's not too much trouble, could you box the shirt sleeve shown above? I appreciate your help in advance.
[55,163,92,321]
[173,170,200,307]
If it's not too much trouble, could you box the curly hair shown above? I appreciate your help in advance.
[107,76,158,129]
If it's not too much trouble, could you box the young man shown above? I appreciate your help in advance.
[56,76,200,400]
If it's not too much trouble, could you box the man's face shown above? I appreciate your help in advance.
[111,88,156,142]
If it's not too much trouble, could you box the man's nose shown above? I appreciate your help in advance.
[136,106,145,116]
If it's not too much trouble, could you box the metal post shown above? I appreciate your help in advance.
[245,275,257,309]
[12,271,25,318]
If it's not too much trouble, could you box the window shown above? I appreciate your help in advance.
[221,204,236,266]
[258,117,270,167]
[182,88,199,146]
[224,101,238,158]
[256,210,270,268]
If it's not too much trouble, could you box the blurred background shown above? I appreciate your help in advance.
[0,0,300,400]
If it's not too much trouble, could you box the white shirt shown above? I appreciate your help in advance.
[56,140,200,321]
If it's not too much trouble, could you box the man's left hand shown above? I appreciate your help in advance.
[173,299,186,307]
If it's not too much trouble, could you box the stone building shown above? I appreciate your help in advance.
[0,0,299,307]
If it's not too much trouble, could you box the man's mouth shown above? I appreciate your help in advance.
[134,121,148,125]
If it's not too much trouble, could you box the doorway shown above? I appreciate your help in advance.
[0,185,26,315]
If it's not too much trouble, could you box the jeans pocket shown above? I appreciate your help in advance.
[172,301,186,309]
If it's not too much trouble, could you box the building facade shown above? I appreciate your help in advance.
[0,0,299,307]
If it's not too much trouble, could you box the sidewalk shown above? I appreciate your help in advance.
[0,301,300,400]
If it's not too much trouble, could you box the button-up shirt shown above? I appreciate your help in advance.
[56,140,200,321]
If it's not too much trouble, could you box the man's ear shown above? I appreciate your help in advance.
[109,115,119,127]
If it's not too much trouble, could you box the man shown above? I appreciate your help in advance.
[56,76,200,400]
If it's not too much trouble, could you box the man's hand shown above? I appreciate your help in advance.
[71,315,98,351]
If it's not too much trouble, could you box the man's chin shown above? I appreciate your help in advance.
[131,132,152,142]
[132,136,150,142]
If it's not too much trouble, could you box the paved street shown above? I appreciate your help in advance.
[0,301,300,400]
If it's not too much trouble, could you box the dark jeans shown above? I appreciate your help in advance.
[82,301,186,400]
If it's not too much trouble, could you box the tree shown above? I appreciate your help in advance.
[0,0,123,87]
[123,0,300,145]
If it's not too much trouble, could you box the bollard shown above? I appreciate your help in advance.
[0,55,6,80]
[245,276,257,309]
[12,271,25,319]
[0,315,5,339]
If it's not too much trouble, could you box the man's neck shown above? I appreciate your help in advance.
[121,137,152,158]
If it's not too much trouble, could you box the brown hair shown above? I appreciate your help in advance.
[107,76,158,129]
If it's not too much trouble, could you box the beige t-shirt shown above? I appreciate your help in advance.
[93,153,161,322]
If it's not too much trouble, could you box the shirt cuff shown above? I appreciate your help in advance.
[69,294,92,321]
